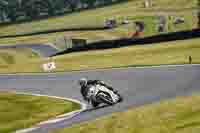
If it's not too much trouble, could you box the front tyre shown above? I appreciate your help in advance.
[97,93,114,105]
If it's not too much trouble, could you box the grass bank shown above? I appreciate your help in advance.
[0,11,196,47]
[0,91,80,133]
[0,48,38,68]
[1,38,198,73]
[53,94,200,133]
[51,38,200,71]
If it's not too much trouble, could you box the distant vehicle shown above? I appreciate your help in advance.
[87,84,123,107]
[104,18,117,29]
[121,18,129,25]
[173,17,185,25]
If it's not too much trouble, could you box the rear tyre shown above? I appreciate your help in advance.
[118,94,123,103]
[91,101,100,108]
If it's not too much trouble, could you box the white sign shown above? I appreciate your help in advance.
[144,0,150,8]
[42,62,56,71]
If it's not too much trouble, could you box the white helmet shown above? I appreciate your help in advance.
[79,78,87,87]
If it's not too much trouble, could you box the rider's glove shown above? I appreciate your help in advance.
[97,80,105,85]
[113,89,118,94]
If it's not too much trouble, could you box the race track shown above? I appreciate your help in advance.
[0,44,58,57]
[0,65,200,133]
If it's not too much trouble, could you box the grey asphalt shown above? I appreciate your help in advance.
[0,44,58,57]
[1,65,200,133]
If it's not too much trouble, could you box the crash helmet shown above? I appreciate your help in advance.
[79,78,88,87]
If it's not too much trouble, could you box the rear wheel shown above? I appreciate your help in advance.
[116,93,123,103]
[91,101,100,108]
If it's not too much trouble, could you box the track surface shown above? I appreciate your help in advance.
[0,44,58,57]
[1,65,200,133]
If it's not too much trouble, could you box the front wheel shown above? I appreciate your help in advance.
[97,93,114,105]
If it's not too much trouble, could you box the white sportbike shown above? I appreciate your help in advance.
[87,84,123,107]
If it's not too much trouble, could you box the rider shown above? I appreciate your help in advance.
[78,78,118,102]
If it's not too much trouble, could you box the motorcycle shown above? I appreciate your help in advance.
[87,84,123,107]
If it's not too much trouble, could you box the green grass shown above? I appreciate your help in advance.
[0,91,80,133]
[0,0,196,37]
[53,94,200,133]
[0,48,39,68]
[0,0,196,49]
[49,38,200,71]
[0,11,196,49]
[0,38,199,73]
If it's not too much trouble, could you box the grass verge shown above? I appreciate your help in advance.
[0,48,39,67]
[0,38,198,73]
[0,0,196,37]
[53,94,200,133]
[0,91,80,133]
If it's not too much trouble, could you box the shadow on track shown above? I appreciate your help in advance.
[83,104,111,112]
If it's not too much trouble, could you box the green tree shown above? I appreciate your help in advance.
[198,0,200,28]
[22,0,56,19]
[81,0,97,8]
[65,0,79,11]
[46,0,56,15]
[0,0,8,22]
[7,0,18,22]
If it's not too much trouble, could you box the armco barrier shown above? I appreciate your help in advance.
[52,28,200,56]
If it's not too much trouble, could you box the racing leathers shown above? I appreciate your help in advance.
[80,80,117,102]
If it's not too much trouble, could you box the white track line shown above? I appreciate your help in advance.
[6,64,200,132]
[15,93,87,133]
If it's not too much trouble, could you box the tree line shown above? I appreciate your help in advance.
[0,0,127,23]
